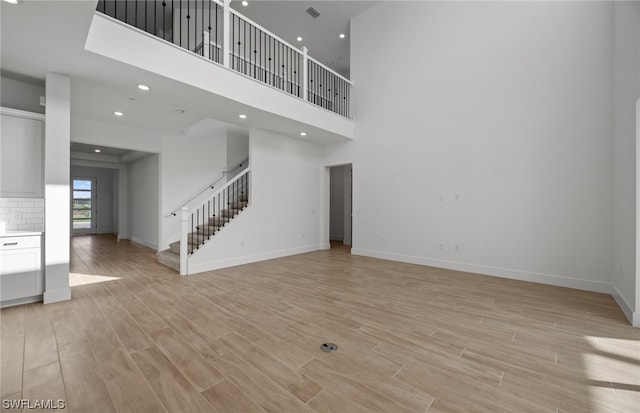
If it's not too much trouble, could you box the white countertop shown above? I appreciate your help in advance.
[0,231,43,237]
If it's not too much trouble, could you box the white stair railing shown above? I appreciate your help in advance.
[180,167,250,275]
[165,158,248,218]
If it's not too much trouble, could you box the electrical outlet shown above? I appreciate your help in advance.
[439,242,444,250]
[301,233,305,239]
[381,237,386,244]
[454,244,460,251]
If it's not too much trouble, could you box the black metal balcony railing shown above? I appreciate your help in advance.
[308,57,351,119]
[230,12,302,98]
[95,0,352,118]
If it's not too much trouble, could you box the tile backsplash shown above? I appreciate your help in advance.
[0,198,44,232]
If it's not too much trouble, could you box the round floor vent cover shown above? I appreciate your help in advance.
[320,342,338,352]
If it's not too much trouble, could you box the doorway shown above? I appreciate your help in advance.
[329,164,352,247]
[71,176,97,235]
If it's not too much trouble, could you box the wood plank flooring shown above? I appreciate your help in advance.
[1,234,639,412]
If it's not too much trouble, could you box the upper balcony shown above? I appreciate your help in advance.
[86,0,354,142]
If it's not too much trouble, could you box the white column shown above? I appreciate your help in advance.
[302,46,309,101]
[223,0,230,68]
[43,73,71,304]
[180,206,189,275]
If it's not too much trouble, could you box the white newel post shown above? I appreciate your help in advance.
[302,46,309,101]
[180,206,189,275]
[203,31,210,59]
[223,0,230,68]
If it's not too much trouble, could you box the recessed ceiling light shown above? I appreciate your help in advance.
[137,84,150,91]
[174,109,185,115]
[297,37,302,42]
[239,114,247,119]
[339,33,345,39]
[114,111,124,117]
[241,1,248,6]
[300,132,307,136]
[94,149,101,153]
[2,0,23,4]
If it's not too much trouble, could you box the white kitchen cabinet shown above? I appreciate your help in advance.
[0,233,43,307]
[0,108,44,198]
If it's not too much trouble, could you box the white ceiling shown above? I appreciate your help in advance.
[231,1,376,78]
[71,142,130,157]
[0,1,375,145]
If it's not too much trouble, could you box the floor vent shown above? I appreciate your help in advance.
[306,7,321,18]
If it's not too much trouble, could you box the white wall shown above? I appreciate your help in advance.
[227,125,250,167]
[160,119,230,248]
[613,1,640,325]
[1,76,45,114]
[70,165,115,234]
[128,154,160,249]
[188,128,322,273]
[330,165,345,240]
[342,1,614,292]
[112,169,119,233]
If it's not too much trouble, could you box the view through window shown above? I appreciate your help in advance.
[72,179,92,230]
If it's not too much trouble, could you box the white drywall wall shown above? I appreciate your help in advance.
[1,76,45,114]
[160,118,229,249]
[188,128,322,273]
[128,154,160,249]
[613,1,640,325]
[330,165,345,240]
[345,1,614,292]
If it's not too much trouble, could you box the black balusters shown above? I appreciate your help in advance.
[96,2,349,117]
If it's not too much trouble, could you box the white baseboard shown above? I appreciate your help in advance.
[612,285,638,327]
[43,287,71,304]
[131,237,159,251]
[351,248,612,294]
[187,244,323,275]
[320,243,331,250]
[1,294,43,308]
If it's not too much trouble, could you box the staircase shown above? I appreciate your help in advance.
[156,169,250,273]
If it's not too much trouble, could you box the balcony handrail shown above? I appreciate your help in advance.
[307,55,354,86]
[165,158,248,217]
[188,165,250,216]
[95,0,352,118]
[229,9,304,58]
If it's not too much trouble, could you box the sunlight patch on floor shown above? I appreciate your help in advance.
[583,335,640,412]
[69,272,121,287]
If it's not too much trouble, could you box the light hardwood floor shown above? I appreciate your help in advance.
[1,234,639,412]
